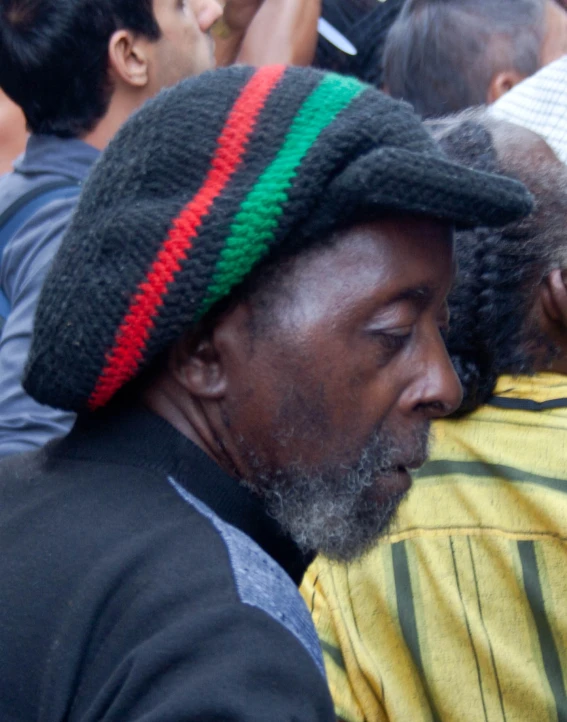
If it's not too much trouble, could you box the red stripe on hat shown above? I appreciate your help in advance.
[88,65,286,410]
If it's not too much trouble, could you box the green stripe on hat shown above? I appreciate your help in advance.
[199,73,366,315]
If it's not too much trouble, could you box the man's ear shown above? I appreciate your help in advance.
[486,69,526,104]
[540,268,567,328]
[107,29,151,89]
[169,329,228,400]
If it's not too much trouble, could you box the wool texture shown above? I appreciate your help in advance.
[24,65,533,412]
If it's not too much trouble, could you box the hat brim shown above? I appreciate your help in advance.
[315,147,533,232]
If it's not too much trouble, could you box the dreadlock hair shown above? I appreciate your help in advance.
[430,110,567,414]
[314,0,404,87]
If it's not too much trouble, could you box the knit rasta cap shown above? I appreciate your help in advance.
[24,65,532,412]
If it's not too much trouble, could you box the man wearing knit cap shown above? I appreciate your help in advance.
[0,66,531,720]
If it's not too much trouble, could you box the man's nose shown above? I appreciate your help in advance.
[402,333,463,418]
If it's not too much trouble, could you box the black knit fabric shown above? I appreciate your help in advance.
[0,406,333,720]
[23,65,533,413]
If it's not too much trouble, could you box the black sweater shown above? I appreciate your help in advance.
[0,405,335,721]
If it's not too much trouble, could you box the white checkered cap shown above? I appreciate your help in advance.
[490,54,567,165]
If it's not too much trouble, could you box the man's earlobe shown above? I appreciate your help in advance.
[170,333,228,400]
[486,70,525,104]
[541,268,567,327]
[107,30,150,89]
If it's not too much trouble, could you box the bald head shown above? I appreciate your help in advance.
[429,108,564,175]
[485,116,562,170]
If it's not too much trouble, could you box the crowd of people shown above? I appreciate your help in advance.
[0,0,566,720]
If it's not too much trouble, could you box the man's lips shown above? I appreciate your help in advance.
[375,454,428,496]
[389,453,428,474]
[382,425,430,476]
[402,455,428,471]
[372,467,412,502]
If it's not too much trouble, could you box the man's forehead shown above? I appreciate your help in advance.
[258,216,454,322]
[312,216,454,270]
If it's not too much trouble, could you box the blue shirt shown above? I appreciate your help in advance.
[0,134,99,458]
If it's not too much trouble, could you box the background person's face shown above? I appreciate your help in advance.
[213,217,463,558]
[149,0,222,91]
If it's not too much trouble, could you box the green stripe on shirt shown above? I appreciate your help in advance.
[392,541,441,722]
[518,541,567,722]
[415,460,567,494]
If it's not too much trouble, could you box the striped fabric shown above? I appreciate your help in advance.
[301,372,567,722]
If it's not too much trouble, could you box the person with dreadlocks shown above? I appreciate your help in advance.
[302,110,567,722]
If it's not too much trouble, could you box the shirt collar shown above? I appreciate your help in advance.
[13,134,100,182]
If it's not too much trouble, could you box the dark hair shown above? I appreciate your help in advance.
[314,0,404,87]
[431,111,567,413]
[383,0,544,118]
[0,0,160,137]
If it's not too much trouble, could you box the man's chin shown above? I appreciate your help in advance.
[240,423,429,563]
[318,488,409,563]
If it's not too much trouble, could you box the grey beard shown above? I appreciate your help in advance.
[240,424,430,562]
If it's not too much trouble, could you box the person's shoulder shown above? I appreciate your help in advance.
[0,168,79,249]
[0,450,335,719]
[0,168,36,213]
[0,445,237,607]
[166,478,327,677]
[0,445,47,487]
[0,134,88,220]
[0,187,79,290]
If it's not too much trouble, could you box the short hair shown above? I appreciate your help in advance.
[0,0,160,137]
[431,110,567,413]
[383,0,545,118]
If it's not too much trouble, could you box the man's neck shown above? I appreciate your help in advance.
[81,91,145,151]
[141,377,238,481]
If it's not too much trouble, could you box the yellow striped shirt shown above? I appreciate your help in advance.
[302,373,567,722]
